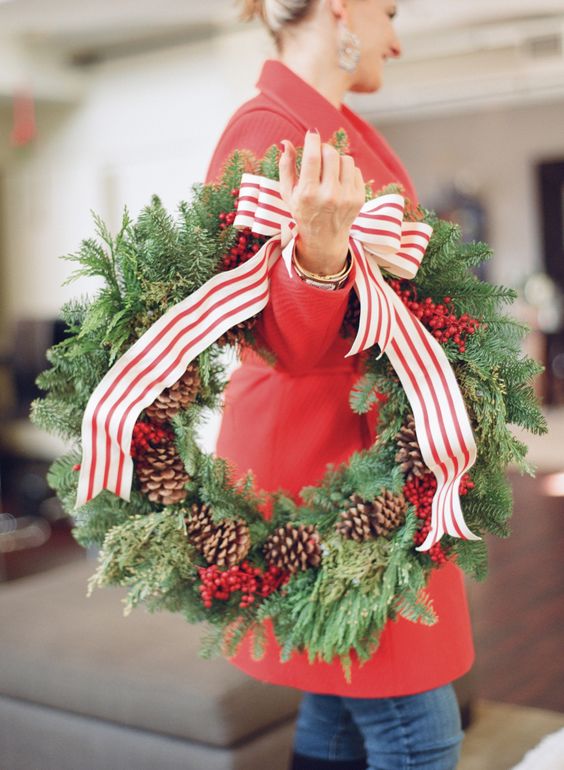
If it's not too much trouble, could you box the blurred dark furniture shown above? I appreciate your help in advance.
[537,158,564,405]
[0,317,72,574]
[538,158,564,292]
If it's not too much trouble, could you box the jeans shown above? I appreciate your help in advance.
[292,682,464,770]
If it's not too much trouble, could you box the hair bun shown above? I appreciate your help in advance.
[238,0,266,23]
[237,0,314,38]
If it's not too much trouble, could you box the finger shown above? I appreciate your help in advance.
[354,166,366,195]
[278,140,297,204]
[298,129,322,185]
[339,154,356,187]
[354,167,366,207]
[320,143,341,188]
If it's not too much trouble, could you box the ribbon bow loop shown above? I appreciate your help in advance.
[234,173,296,244]
[351,194,431,281]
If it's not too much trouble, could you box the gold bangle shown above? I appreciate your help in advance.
[292,247,353,291]
[292,246,352,281]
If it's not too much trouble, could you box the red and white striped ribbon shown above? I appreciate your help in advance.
[76,172,479,552]
[352,241,478,550]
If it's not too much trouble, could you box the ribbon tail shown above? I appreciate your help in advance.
[341,193,477,551]
[75,237,280,509]
[345,239,393,358]
[383,290,480,552]
[416,473,482,551]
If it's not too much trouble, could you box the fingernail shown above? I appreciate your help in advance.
[278,142,286,154]
[308,128,319,135]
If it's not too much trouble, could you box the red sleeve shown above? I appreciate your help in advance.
[205,109,356,374]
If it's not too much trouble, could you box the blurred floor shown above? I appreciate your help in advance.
[458,700,564,770]
[467,470,564,713]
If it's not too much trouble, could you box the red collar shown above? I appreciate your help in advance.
[254,59,418,205]
[255,59,363,154]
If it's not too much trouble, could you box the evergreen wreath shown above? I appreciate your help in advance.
[30,130,547,682]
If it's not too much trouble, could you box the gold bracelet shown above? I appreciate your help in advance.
[292,246,353,291]
[292,246,353,281]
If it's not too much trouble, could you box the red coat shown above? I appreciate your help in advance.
[204,59,475,697]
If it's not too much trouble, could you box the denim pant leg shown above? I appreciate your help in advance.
[293,693,367,762]
[342,683,464,770]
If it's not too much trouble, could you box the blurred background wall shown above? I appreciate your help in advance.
[1,0,563,340]
[0,24,267,335]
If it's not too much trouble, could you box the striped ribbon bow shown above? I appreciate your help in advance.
[76,173,479,552]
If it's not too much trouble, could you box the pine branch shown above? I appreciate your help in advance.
[394,587,437,625]
[198,624,225,660]
[86,511,195,610]
[451,538,489,581]
[259,144,282,181]
[349,371,381,415]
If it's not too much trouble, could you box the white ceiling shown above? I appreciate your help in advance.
[1,0,563,117]
[0,0,236,60]
[1,0,563,60]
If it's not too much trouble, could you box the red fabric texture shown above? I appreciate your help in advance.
[204,59,475,697]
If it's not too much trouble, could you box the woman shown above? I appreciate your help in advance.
[205,1,471,768]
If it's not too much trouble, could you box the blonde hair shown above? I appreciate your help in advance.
[237,0,318,44]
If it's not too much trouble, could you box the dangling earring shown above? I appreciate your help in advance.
[337,19,361,73]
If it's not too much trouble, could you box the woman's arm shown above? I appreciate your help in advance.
[205,110,357,373]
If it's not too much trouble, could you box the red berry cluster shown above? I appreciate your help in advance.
[130,421,173,461]
[198,561,291,609]
[388,280,480,354]
[218,188,266,270]
[404,472,475,565]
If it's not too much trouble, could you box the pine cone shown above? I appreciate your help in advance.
[184,502,214,550]
[185,503,251,567]
[202,518,252,568]
[395,414,427,479]
[144,363,201,423]
[135,443,189,505]
[335,494,374,542]
[335,490,407,541]
[263,523,322,574]
[216,317,257,348]
[370,489,407,537]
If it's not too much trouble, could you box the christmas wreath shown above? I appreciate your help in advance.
[31,130,546,681]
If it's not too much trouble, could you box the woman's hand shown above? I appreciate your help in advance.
[279,129,366,276]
